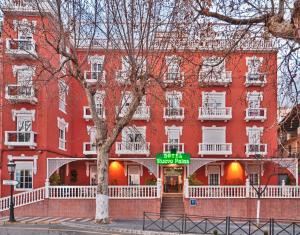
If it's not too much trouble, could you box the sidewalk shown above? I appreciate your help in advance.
[62,219,191,235]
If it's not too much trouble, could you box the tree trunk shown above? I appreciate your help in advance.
[95,146,109,224]
[256,198,261,225]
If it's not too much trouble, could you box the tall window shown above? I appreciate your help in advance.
[207,165,221,186]
[249,173,259,185]
[57,118,68,151]
[58,80,68,113]
[94,91,105,117]
[91,62,103,80]
[165,126,182,152]
[202,57,225,78]
[122,126,146,150]
[15,162,33,190]
[166,91,182,116]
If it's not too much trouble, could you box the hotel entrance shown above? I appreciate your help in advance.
[163,167,184,193]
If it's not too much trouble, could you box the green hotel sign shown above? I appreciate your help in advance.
[156,152,191,165]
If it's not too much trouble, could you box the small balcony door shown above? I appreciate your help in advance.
[128,165,140,185]
[17,115,32,142]
[167,127,181,152]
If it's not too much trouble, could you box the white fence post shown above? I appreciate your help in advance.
[246,178,250,198]
[157,178,162,198]
[184,178,189,198]
[45,179,49,198]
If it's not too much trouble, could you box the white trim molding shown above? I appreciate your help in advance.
[88,55,105,64]
[8,154,38,175]
[12,108,35,121]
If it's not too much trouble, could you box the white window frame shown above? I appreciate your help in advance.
[57,117,69,151]
[122,126,146,143]
[246,164,261,185]
[206,165,221,186]
[247,91,263,108]
[14,161,33,191]
[166,91,182,108]
[94,91,105,117]
[166,56,181,80]
[202,56,225,74]
[246,56,263,75]
[58,80,69,114]
[246,126,263,144]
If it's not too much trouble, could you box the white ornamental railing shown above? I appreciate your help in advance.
[163,143,185,153]
[3,0,51,12]
[245,108,267,121]
[189,186,247,198]
[6,38,37,56]
[49,185,158,199]
[163,107,185,121]
[83,106,105,120]
[198,107,232,120]
[189,185,300,199]
[5,84,36,102]
[4,131,37,147]
[115,142,150,155]
[116,106,150,121]
[245,73,267,86]
[198,143,232,155]
[164,72,185,85]
[245,143,267,155]
[199,71,232,86]
[0,187,45,212]
[83,142,97,155]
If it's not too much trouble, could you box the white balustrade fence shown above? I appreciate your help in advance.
[189,185,300,198]
[109,185,158,199]
[0,187,45,212]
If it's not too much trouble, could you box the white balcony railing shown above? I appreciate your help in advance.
[198,107,232,121]
[245,108,267,121]
[116,106,150,121]
[83,106,105,120]
[83,142,97,155]
[163,143,184,153]
[245,73,267,86]
[163,107,184,121]
[84,71,106,84]
[4,131,37,148]
[115,142,150,155]
[164,72,184,85]
[245,143,267,155]
[3,0,51,13]
[6,38,37,57]
[198,143,232,155]
[5,84,37,103]
[199,71,232,86]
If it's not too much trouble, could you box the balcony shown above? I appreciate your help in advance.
[5,84,37,103]
[3,0,51,13]
[4,131,37,148]
[245,73,267,87]
[164,72,184,86]
[115,70,130,85]
[83,142,97,155]
[116,106,150,121]
[84,71,106,84]
[163,107,184,121]
[163,143,184,153]
[245,144,267,156]
[6,39,37,58]
[115,142,150,156]
[83,106,105,121]
[199,71,232,86]
[198,143,232,156]
[198,107,232,121]
[245,108,267,122]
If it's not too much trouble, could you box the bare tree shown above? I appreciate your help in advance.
[1,0,195,223]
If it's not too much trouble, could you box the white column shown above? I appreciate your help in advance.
[45,178,50,198]
[245,178,250,198]
[157,178,162,198]
[184,178,189,198]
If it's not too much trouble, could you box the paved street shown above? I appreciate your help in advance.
[0,216,95,224]
[0,224,131,235]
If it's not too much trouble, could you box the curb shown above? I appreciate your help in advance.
[61,221,184,235]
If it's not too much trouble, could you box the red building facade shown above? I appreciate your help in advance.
[0,1,296,212]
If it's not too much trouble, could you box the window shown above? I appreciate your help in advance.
[165,126,182,152]
[15,162,33,190]
[207,165,221,185]
[166,56,181,81]
[128,165,140,185]
[58,80,68,113]
[202,92,225,108]
[57,118,68,151]
[94,91,105,117]
[247,92,262,108]
[249,173,259,185]
[202,57,225,77]
[91,62,103,80]
[122,126,146,150]
[166,91,182,116]
[247,127,263,144]
[247,56,262,75]
[202,127,226,144]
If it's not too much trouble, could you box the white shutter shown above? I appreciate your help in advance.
[203,93,225,107]
[203,127,225,143]
[17,116,32,132]
[17,70,33,85]
[167,128,180,143]
[128,165,140,175]
[207,165,220,174]
[15,161,33,170]
[248,129,261,144]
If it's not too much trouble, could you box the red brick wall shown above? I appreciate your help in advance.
[1,199,161,220]
[184,198,300,220]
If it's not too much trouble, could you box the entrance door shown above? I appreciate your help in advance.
[163,167,183,193]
